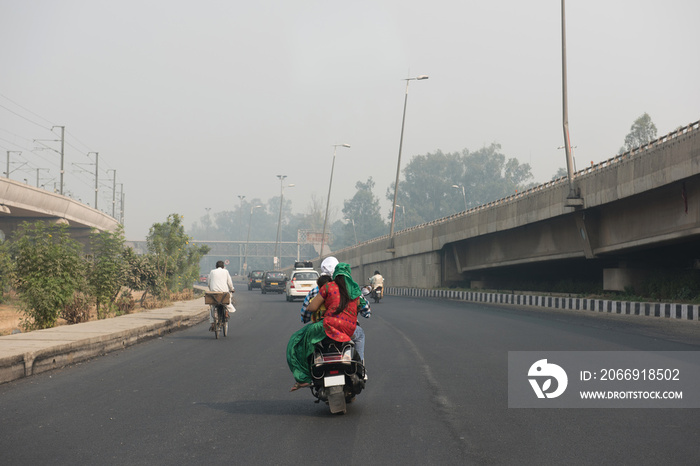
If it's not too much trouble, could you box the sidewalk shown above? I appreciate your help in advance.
[0,299,208,385]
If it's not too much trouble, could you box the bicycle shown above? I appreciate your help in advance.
[205,291,231,339]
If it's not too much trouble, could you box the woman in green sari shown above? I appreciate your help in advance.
[286,263,361,391]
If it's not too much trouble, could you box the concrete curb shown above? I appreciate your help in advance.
[387,287,700,322]
[0,301,209,385]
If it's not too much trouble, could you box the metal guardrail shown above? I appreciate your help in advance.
[333,119,700,255]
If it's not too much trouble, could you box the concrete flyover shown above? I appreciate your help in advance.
[0,177,119,245]
[327,120,700,291]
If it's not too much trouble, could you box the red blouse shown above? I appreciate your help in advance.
[319,282,358,342]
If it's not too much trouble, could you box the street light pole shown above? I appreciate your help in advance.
[561,0,576,199]
[320,143,350,257]
[343,218,358,245]
[244,204,262,275]
[274,175,294,270]
[452,184,467,211]
[395,204,406,230]
[390,75,428,240]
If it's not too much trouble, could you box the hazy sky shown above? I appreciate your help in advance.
[1,1,698,241]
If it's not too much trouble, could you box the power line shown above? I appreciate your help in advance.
[0,102,52,131]
[0,92,55,127]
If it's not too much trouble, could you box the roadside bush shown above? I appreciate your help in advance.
[638,270,700,302]
[61,291,92,324]
[141,296,160,309]
[0,241,12,304]
[170,289,194,302]
[115,290,135,315]
[9,222,86,330]
[89,226,128,319]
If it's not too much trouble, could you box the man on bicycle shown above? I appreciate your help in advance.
[208,260,235,331]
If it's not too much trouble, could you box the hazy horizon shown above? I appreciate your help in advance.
[2,1,698,241]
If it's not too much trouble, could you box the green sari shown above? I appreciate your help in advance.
[286,321,326,384]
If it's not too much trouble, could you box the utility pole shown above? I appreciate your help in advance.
[52,126,65,195]
[5,151,24,179]
[88,152,99,209]
[36,168,49,187]
[108,169,117,217]
[119,183,125,224]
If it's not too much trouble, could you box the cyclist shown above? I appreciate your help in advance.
[207,260,235,331]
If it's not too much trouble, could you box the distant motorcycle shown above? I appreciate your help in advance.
[309,338,366,414]
[370,285,383,303]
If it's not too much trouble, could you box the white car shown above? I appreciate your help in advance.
[285,269,319,301]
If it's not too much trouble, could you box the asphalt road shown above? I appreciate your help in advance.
[2,285,700,465]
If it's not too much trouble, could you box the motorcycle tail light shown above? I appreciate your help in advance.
[341,346,353,362]
[329,370,339,375]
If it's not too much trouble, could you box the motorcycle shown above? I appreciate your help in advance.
[309,338,366,414]
[368,279,383,304]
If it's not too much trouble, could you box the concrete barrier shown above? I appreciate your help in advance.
[386,287,699,322]
[0,300,208,385]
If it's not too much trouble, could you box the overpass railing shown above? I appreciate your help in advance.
[332,119,700,256]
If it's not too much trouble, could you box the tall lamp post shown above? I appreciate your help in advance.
[243,204,262,275]
[390,75,428,241]
[561,0,578,201]
[320,143,350,257]
[452,184,467,211]
[274,175,295,270]
[395,204,406,230]
[343,217,358,245]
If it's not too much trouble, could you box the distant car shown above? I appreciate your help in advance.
[248,270,265,290]
[199,275,208,285]
[285,269,320,301]
[261,271,287,294]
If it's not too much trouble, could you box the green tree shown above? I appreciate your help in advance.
[389,144,533,227]
[9,221,86,329]
[620,112,658,153]
[148,214,210,293]
[88,226,128,318]
[343,177,387,242]
[552,167,568,180]
[122,247,161,305]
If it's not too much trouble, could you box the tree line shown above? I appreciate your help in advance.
[190,143,536,254]
[0,214,209,330]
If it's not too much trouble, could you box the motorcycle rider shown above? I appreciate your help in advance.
[287,261,364,391]
[299,257,370,360]
[370,270,384,298]
[207,260,235,331]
